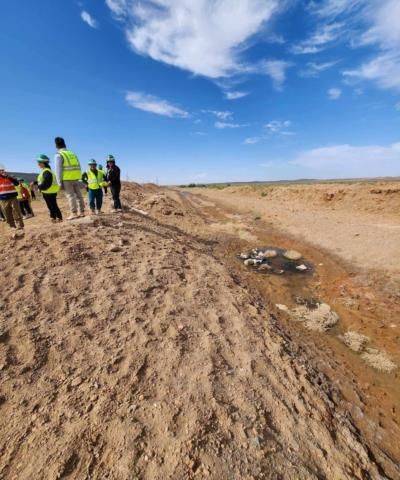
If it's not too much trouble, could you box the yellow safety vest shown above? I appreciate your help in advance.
[38,168,60,194]
[59,149,82,181]
[86,169,106,190]
[22,183,31,199]
[15,185,23,200]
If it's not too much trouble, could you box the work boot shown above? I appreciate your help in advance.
[90,209,96,216]
[96,210,102,215]
[66,214,79,221]
[78,212,85,218]
[51,218,57,224]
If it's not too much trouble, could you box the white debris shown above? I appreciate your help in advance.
[296,264,308,271]
[291,303,338,332]
[240,253,250,259]
[361,348,397,372]
[342,331,370,353]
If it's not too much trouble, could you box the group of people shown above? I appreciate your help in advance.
[0,137,122,235]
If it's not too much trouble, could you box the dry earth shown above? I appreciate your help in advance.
[0,182,399,480]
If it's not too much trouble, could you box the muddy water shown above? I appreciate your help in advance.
[178,190,400,463]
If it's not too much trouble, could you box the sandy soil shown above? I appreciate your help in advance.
[0,183,399,479]
[193,182,400,276]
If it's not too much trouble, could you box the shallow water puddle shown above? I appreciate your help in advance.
[238,246,313,276]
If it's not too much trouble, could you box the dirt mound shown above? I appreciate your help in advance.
[143,193,185,217]
[0,189,399,479]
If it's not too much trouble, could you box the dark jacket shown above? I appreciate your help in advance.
[107,165,121,187]
[38,170,53,192]
[0,174,19,200]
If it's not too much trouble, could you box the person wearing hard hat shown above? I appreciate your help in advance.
[16,178,34,219]
[98,164,108,196]
[106,154,122,212]
[37,155,62,223]
[54,136,85,220]
[82,159,106,215]
[0,164,24,233]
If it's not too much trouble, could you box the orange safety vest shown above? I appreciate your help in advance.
[0,175,17,196]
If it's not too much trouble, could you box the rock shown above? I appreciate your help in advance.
[273,269,285,275]
[71,376,83,387]
[260,249,277,258]
[276,304,289,312]
[244,259,256,266]
[240,253,250,260]
[283,250,302,261]
[109,244,121,252]
[258,264,271,271]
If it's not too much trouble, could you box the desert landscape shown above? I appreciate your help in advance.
[0,180,399,479]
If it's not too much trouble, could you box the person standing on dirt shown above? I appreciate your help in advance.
[98,164,108,196]
[54,136,85,220]
[16,178,34,218]
[37,155,63,223]
[106,154,122,212]
[0,164,24,234]
[29,181,38,200]
[82,159,106,215]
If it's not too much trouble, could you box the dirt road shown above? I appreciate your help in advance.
[0,183,399,479]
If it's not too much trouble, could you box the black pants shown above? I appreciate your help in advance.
[43,193,62,220]
[19,200,33,216]
[104,186,108,195]
[111,185,122,210]
[30,190,36,200]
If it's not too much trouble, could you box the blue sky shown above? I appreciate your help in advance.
[1,0,399,184]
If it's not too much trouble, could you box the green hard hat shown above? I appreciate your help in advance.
[88,159,97,166]
[37,154,50,163]
[98,164,103,169]
[107,154,115,161]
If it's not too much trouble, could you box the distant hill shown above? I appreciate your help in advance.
[9,172,38,183]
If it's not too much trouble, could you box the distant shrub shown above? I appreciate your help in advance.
[254,215,261,220]
[261,192,267,197]
[188,183,196,188]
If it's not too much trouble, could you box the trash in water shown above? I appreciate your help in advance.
[238,247,312,276]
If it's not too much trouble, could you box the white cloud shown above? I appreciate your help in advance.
[125,91,189,118]
[265,120,292,134]
[291,22,344,55]
[359,0,400,49]
[310,0,364,19]
[81,11,98,29]
[328,87,342,99]
[299,60,339,77]
[205,110,233,120]
[341,1,400,92]
[105,0,128,18]
[290,142,400,177]
[267,33,286,44]
[224,91,249,100]
[343,52,400,91]
[244,137,261,145]
[215,121,246,129]
[258,60,292,90]
[106,0,282,78]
